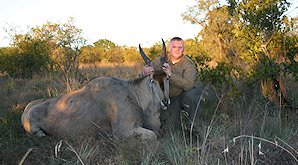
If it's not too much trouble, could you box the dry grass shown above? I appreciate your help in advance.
[79,62,143,81]
[0,63,297,165]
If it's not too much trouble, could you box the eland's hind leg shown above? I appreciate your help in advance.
[21,99,48,137]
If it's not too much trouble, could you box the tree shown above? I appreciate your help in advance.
[50,18,86,90]
[3,17,86,90]
[183,0,297,108]
[28,18,86,90]
[92,39,125,63]
[123,46,142,63]
[184,38,204,58]
[79,45,100,65]
[228,0,296,107]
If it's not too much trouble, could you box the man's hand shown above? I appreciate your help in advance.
[142,65,154,76]
[162,63,172,76]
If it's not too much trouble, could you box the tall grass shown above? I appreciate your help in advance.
[0,63,297,164]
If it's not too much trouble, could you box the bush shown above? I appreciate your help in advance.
[0,39,52,78]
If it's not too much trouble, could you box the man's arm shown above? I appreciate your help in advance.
[139,56,161,77]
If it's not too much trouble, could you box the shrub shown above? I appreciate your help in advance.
[0,39,52,78]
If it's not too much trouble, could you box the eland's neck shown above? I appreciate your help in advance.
[129,77,149,110]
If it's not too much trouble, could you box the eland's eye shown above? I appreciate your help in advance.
[149,79,155,84]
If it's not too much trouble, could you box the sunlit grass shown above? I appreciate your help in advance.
[79,62,143,80]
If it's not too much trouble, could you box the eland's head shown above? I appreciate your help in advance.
[139,39,170,110]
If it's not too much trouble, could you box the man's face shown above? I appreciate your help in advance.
[169,40,184,60]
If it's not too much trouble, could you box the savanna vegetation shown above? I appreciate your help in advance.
[0,0,297,164]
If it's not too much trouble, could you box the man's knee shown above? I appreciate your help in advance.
[181,88,200,108]
[181,87,201,120]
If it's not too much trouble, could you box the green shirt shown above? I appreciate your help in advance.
[152,55,197,97]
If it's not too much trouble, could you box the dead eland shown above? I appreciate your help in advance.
[21,39,170,140]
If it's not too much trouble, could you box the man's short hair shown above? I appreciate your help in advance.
[170,37,183,42]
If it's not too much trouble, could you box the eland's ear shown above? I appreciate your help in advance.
[139,44,151,65]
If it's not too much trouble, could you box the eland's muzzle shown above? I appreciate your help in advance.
[160,98,170,110]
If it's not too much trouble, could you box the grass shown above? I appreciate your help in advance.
[0,63,297,164]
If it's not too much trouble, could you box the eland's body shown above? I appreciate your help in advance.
[22,76,169,139]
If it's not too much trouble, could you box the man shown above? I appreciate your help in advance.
[141,37,198,133]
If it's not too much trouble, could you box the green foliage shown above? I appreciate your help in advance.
[194,54,234,89]
[0,37,52,78]
[198,61,234,88]
[0,47,16,75]
[183,0,297,98]
[147,42,163,60]
[184,38,204,58]
[79,45,100,63]
[44,18,86,90]
[253,55,281,80]
[79,39,125,64]
[194,53,212,66]
[227,0,294,77]
[93,39,117,62]
[282,34,298,80]
[251,28,298,81]
[236,0,290,33]
[108,47,124,63]
[123,47,142,63]
[1,17,86,80]
[93,39,116,49]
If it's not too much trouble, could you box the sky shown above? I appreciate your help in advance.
[0,0,297,48]
[0,0,200,47]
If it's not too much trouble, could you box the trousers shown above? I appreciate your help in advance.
[160,87,200,133]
